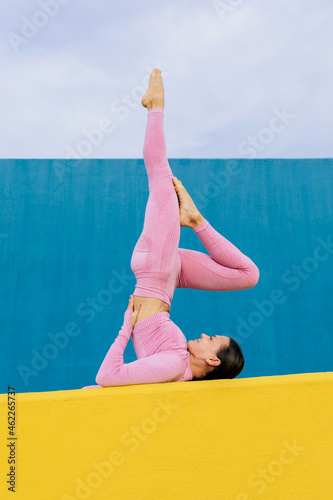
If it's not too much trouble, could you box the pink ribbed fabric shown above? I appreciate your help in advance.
[178,219,260,290]
[130,109,259,305]
[130,108,181,305]
[92,309,192,387]
[81,108,259,388]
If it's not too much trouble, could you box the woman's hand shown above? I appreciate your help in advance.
[127,295,141,328]
[127,295,135,310]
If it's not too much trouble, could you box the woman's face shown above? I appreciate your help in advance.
[187,333,230,358]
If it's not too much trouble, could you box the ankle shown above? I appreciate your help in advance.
[190,213,205,229]
[148,108,164,114]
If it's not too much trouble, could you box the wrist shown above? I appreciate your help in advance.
[125,309,133,319]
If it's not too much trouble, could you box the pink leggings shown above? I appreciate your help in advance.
[130,109,259,306]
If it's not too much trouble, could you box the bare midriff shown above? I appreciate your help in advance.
[132,295,171,324]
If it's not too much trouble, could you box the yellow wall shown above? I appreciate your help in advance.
[1,372,333,499]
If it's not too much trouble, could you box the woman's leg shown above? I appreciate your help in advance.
[172,178,259,291]
[175,217,259,291]
[176,243,259,291]
[130,107,181,306]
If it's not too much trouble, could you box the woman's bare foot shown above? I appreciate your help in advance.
[172,177,205,228]
[141,68,164,111]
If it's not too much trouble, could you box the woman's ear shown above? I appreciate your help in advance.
[205,356,221,367]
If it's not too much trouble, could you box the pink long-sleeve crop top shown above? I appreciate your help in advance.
[95,309,193,387]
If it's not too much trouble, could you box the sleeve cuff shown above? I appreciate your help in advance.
[193,218,209,234]
[125,308,132,319]
[124,309,133,327]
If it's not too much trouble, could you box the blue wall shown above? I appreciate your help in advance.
[1,159,332,393]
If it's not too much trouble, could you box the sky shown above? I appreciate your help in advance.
[0,0,332,159]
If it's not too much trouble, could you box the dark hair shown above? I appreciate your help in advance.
[195,337,245,381]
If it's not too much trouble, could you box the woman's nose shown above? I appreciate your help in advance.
[201,333,207,339]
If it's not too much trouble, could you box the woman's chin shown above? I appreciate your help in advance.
[187,340,194,351]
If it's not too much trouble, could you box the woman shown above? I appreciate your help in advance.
[82,68,259,389]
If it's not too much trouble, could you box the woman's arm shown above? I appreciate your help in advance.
[95,309,185,387]
[95,308,133,385]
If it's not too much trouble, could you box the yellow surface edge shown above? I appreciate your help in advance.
[1,372,333,499]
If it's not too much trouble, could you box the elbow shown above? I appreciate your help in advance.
[96,369,115,388]
[246,264,260,288]
[95,372,105,387]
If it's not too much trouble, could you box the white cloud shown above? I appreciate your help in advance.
[0,0,332,158]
